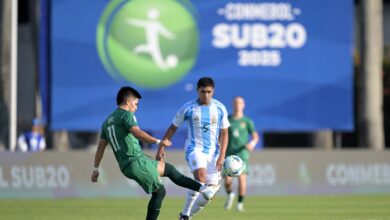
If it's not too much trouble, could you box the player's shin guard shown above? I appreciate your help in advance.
[146,186,166,220]
[181,189,199,216]
[189,194,209,217]
[164,162,201,191]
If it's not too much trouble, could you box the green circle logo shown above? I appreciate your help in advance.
[97,0,199,89]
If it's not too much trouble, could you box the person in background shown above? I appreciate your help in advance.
[224,96,259,212]
[16,118,46,152]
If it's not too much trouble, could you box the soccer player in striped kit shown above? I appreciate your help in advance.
[156,77,230,220]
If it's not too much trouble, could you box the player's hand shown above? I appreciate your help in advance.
[245,143,255,151]
[160,139,172,148]
[91,170,99,182]
[156,148,165,161]
[216,155,225,171]
[246,140,256,151]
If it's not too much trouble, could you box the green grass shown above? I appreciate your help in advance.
[1,195,390,220]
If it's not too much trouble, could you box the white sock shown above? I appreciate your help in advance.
[189,194,209,217]
[181,190,199,216]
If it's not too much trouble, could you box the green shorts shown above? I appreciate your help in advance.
[121,154,163,194]
[226,148,250,175]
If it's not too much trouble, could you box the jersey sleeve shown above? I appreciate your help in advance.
[247,118,256,134]
[220,104,230,129]
[172,104,187,127]
[123,112,138,130]
[100,125,107,140]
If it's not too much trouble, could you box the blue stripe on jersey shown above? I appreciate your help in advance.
[214,106,223,156]
[201,106,211,154]
[186,107,195,161]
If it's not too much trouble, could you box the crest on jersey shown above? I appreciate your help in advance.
[211,116,217,125]
[192,160,197,166]
[233,129,240,137]
[193,116,199,122]
[240,122,246,128]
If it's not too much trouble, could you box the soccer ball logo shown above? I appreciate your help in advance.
[223,155,245,177]
[96,0,199,89]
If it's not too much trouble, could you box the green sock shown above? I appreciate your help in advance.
[146,186,166,220]
[238,195,245,203]
[164,162,202,191]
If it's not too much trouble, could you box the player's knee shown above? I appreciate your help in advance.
[198,177,206,183]
[224,176,232,183]
[153,185,166,199]
[194,169,207,182]
[158,186,166,198]
[157,161,166,176]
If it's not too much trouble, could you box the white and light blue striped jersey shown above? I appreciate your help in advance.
[172,98,230,158]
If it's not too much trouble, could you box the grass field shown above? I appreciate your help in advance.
[1,195,390,220]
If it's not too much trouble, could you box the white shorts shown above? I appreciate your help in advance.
[186,151,221,185]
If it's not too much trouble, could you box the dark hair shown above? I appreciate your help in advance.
[197,77,215,89]
[116,86,142,105]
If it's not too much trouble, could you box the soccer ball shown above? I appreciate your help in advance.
[223,155,245,177]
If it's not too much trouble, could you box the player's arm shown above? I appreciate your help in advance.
[246,131,259,151]
[217,128,229,171]
[217,104,230,171]
[156,124,178,161]
[246,119,259,151]
[161,124,178,142]
[91,138,108,182]
[130,126,171,147]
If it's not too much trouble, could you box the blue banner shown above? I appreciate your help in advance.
[50,0,353,131]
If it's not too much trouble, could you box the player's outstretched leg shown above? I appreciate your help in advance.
[162,162,221,219]
[163,162,201,191]
[163,163,220,199]
[146,186,166,220]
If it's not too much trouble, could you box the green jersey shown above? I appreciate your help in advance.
[100,108,142,170]
[226,115,256,156]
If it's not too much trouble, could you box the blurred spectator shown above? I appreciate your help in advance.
[16,118,46,152]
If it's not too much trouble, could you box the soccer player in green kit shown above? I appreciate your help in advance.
[224,96,259,212]
[91,86,220,220]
